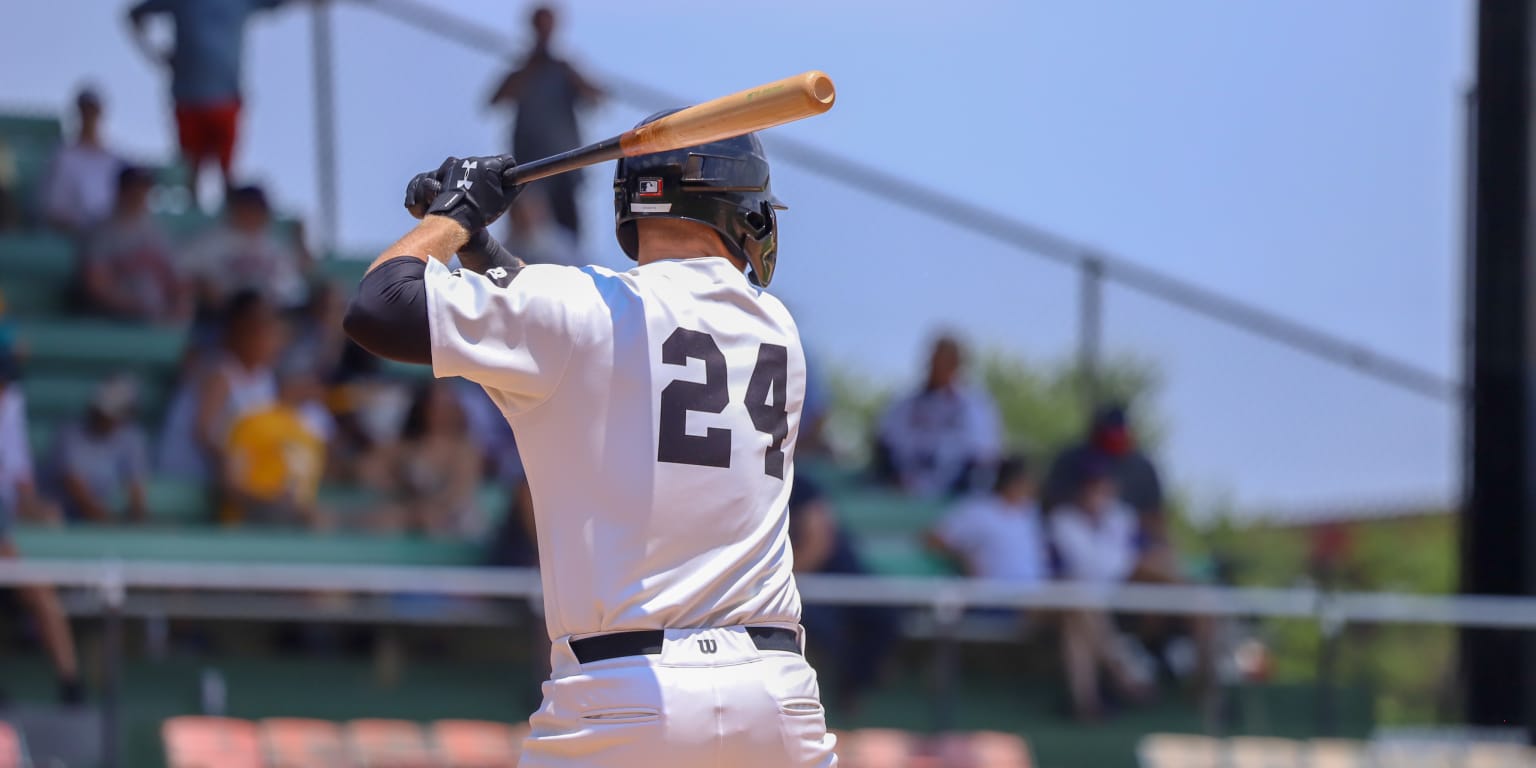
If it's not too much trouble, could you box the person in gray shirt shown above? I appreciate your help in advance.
[489,5,603,242]
[49,375,150,524]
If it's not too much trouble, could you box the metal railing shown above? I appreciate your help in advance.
[0,558,1522,766]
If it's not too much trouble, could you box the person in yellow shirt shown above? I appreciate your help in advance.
[222,364,330,527]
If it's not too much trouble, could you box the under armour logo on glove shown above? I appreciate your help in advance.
[423,153,523,232]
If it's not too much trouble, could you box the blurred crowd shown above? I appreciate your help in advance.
[0,1,1214,725]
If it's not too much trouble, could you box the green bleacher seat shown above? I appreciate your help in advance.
[17,318,187,373]
[0,113,63,219]
[832,489,946,534]
[144,476,210,525]
[26,418,54,457]
[0,232,79,316]
[154,207,218,242]
[317,483,388,517]
[857,533,955,577]
[19,373,99,421]
[13,525,482,565]
[317,256,370,286]
[797,459,866,494]
[0,231,74,276]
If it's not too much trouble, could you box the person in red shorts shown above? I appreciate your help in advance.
[128,0,292,206]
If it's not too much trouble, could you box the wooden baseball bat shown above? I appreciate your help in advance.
[503,70,836,186]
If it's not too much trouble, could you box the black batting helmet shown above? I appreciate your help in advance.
[614,109,785,286]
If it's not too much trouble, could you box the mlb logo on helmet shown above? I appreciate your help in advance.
[638,178,663,196]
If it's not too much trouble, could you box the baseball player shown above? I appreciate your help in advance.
[343,113,836,767]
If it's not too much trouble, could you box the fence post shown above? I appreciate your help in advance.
[931,589,964,732]
[1315,592,1343,737]
[1079,256,1104,406]
[100,563,126,768]
[310,0,339,256]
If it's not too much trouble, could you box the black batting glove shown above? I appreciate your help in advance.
[402,162,447,220]
[424,154,523,233]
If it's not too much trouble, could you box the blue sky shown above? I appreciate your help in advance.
[0,0,1473,515]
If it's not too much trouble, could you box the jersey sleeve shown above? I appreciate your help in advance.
[423,259,591,413]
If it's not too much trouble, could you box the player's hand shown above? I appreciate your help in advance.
[402,163,446,220]
[423,154,524,233]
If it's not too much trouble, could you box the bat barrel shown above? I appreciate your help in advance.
[499,70,836,187]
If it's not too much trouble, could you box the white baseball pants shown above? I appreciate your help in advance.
[518,624,838,768]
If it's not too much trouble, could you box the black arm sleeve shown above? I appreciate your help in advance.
[342,256,433,365]
[458,228,526,282]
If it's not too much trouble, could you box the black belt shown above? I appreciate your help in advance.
[571,626,800,664]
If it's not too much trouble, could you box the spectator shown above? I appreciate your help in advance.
[504,190,581,267]
[488,4,602,241]
[363,380,485,538]
[1043,404,1161,515]
[286,280,348,381]
[0,351,83,704]
[180,185,310,316]
[0,138,18,230]
[1048,458,1147,721]
[925,455,1048,584]
[221,362,328,528]
[158,290,281,482]
[47,375,150,524]
[42,87,120,236]
[1044,404,1217,699]
[874,335,1002,497]
[78,165,189,323]
[789,477,899,712]
[128,0,290,204]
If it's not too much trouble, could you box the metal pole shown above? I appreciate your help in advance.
[311,0,339,256]
[1079,257,1104,407]
[100,565,125,768]
[930,594,963,732]
[1315,594,1343,737]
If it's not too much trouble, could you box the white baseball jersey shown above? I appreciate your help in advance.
[423,256,805,641]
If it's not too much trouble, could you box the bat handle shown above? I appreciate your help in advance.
[503,137,626,187]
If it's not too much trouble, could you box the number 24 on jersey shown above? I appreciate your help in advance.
[656,327,789,479]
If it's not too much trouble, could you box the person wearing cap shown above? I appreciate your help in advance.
[47,374,151,523]
[42,86,122,235]
[0,351,85,704]
[78,165,189,324]
[1041,404,1164,521]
